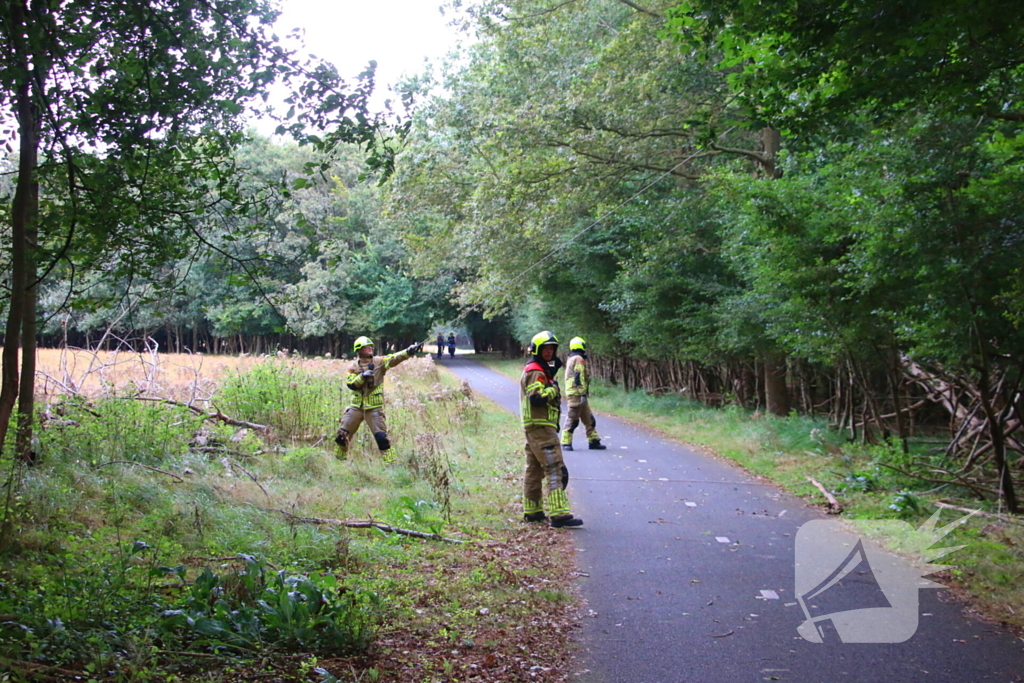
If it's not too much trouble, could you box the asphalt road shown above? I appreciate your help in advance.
[440,356,1024,683]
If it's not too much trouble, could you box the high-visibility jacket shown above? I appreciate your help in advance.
[345,349,412,409]
[564,351,589,397]
[520,360,560,428]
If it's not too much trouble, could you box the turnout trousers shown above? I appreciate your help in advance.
[336,407,393,463]
[561,397,600,446]
[523,425,572,517]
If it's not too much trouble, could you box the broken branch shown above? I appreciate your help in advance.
[268,508,464,544]
[806,477,843,514]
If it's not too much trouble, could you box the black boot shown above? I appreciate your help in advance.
[550,514,583,528]
[588,440,607,450]
[523,511,546,523]
[562,443,574,451]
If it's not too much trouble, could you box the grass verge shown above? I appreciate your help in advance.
[478,355,1024,633]
[0,354,579,682]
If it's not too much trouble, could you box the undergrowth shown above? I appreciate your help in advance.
[0,355,574,682]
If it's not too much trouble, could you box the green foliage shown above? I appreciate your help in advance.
[158,558,379,655]
[666,0,1024,130]
[0,540,168,667]
[217,361,343,440]
[889,490,924,519]
[38,397,198,466]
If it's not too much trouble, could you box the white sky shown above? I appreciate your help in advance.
[275,0,463,110]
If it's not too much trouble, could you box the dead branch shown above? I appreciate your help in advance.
[806,477,843,514]
[193,446,255,457]
[268,508,464,544]
[92,460,185,482]
[223,458,270,500]
[932,501,1023,524]
[135,396,267,431]
[874,463,998,499]
[872,398,931,421]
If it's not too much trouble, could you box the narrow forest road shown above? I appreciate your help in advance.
[441,357,1024,683]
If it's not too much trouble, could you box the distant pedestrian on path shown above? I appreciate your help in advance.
[561,336,606,451]
[436,333,445,359]
[520,331,582,528]
[447,333,456,359]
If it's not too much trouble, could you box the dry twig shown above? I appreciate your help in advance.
[93,460,185,482]
[268,508,464,544]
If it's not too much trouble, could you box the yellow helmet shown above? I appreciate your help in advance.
[569,336,586,351]
[353,336,374,353]
[528,330,559,356]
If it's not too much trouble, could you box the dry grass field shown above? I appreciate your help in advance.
[9,347,350,405]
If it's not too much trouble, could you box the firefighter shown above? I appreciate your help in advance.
[335,336,422,463]
[560,336,606,451]
[521,331,583,528]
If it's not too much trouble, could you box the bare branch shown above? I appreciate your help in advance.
[93,460,185,482]
[614,0,664,20]
[269,508,465,544]
[135,396,268,431]
[806,477,843,514]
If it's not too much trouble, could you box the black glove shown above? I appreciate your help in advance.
[361,369,374,379]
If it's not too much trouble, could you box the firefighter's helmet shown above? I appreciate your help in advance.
[569,337,586,351]
[353,336,374,353]
[529,330,559,356]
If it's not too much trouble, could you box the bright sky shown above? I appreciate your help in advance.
[275,0,463,108]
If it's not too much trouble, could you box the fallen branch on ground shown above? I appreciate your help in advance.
[806,477,843,514]
[222,458,270,500]
[874,463,998,499]
[136,396,268,431]
[932,501,1023,525]
[269,508,464,543]
[93,460,185,482]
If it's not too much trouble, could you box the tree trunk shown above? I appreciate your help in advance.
[0,42,40,457]
[764,353,790,416]
[976,337,1019,513]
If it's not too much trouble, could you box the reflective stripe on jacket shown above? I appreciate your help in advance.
[345,349,412,408]
[520,360,561,428]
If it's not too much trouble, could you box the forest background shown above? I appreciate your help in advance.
[2,1,1024,541]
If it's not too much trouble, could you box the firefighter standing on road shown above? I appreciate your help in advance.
[560,336,606,451]
[520,331,583,528]
[335,336,422,463]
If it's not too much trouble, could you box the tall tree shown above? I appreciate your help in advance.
[0,0,378,460]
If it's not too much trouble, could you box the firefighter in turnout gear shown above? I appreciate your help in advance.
[560,337,606,451]
[335,336,422,463]
[520,331,583,528]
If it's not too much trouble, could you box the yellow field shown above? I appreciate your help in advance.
[1,347,349,404]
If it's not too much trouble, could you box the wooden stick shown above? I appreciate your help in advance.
[135,396,268,431]
[932,501,1023,525]
[269,508,464,544]
[806,477,843,514]
[93,460,185,482]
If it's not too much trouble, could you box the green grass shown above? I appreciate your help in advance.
[0,356,575,682]
[480,356,1024,630]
